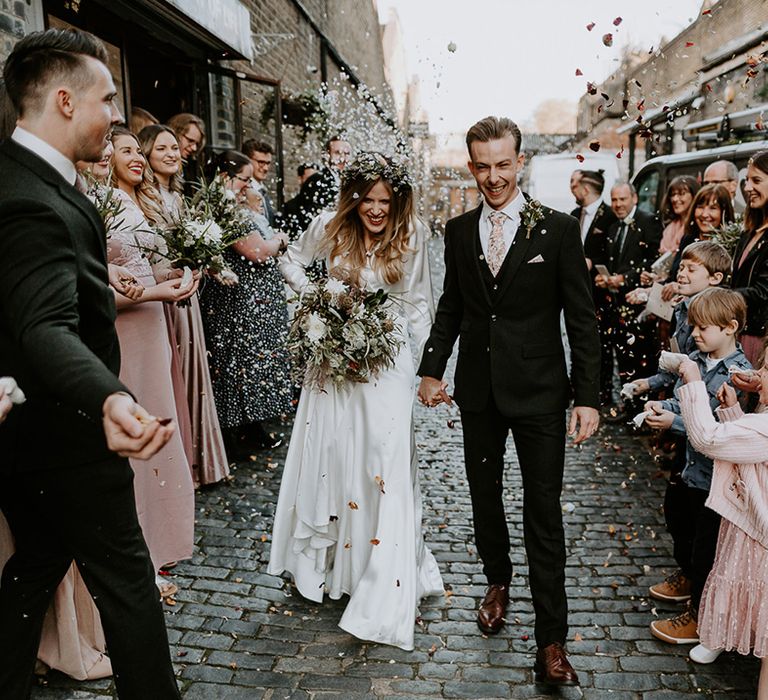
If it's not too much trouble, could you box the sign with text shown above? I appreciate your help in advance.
[165,0,252,59]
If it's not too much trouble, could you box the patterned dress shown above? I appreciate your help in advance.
[199,209,293,429]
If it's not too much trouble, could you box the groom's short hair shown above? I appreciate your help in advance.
[466,117,522,155]
[3,28,108,117]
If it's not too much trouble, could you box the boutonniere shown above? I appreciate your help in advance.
[521,199,545,239]
[624,216,635,227]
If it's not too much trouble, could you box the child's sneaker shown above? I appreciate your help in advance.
[689,643,723,664]
[650,609,699,644]
[649,569,692,602]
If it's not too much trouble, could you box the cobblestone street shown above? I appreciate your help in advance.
[32,239,761,699]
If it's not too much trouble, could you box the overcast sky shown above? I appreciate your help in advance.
[376,0,705,134]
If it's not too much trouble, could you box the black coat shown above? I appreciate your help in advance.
[606,209,662,291]
[418,199,601,416]
[0,139,128,473]
[732,229,768,336]
[570,201,617,268]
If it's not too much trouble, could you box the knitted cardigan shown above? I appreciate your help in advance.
[678,381,768,549]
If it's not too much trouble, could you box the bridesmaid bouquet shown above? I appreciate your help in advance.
[139,176,250,303]
[288,270,404,390]
[709,219,743,256]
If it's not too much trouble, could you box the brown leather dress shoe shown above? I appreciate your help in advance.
[477,584,509,634]
[534,642,579,686]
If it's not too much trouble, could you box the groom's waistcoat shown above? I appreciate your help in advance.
[418,202,600,417]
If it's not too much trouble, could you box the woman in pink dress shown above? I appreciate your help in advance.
[677,354,768,695]
[108,126,197,594]
[658,175,699,255]
[139,124,230,487]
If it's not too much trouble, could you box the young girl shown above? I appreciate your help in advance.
[677,350,768,697]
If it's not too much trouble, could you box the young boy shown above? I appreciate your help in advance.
[630,241,732,397]
[643,288,752,644]
[626,242,731,606]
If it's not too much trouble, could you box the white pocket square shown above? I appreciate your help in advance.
[527,254,545,263]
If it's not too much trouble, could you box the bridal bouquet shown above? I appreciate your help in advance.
[288,271,404,390]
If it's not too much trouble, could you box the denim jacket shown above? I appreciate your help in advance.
[660,346,752,490]
[647,299,694,392]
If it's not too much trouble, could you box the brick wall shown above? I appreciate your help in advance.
[0,0,30,65]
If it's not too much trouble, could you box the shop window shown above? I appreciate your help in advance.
[208,72,237,150]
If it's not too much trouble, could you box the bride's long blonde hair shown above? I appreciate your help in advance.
[319,152,414,285]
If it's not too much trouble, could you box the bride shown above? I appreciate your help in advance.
[268,152,444,650]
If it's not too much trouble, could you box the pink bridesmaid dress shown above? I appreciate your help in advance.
[159,186,230,486]
[107,188,195,571]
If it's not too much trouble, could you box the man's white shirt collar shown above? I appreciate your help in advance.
[623,206,637,224]
[481,188,525,225]
[12,126,77,186]
[584,197,601,215]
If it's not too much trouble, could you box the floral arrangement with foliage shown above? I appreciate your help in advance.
[288,269,404,390]
[709,217,744,257]
[341,151,413,193]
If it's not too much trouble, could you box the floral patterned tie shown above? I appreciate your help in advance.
[487,211,508,276]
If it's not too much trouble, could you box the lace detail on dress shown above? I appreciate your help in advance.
[105,188,156,278]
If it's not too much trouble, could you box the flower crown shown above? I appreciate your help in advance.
[341,152,414,193]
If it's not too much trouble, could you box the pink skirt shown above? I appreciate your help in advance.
[699,520,768,657]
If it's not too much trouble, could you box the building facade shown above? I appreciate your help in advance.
[576,0,768,175]
[0,0,396,205]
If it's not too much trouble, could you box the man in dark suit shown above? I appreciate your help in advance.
[570,170,618,405]
[595,182,662,394]
[0,29,180,699]
[418,117,600,687]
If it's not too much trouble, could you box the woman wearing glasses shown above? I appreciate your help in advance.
[199,150,293,452]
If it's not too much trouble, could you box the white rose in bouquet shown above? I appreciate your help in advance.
[201,220,223,245]
[305,312,327,344]
[324,277,348,302]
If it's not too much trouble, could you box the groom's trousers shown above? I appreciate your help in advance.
[0,457,181,700]
[460,398,568,648]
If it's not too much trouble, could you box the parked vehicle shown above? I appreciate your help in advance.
[632,140,768,216]
[522,152,620,214]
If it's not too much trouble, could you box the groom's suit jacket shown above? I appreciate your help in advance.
[0,138,129,473]
[418,199,600,416]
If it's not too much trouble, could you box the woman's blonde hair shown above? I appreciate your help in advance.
[319,153,414,285]
[110,126,168,228]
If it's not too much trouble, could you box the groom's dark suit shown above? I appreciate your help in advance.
[0,138,179,699]
[419,198,600,646]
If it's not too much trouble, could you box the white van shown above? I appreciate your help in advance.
[522,152,621,214]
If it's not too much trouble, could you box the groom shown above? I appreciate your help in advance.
[418,117,600,686]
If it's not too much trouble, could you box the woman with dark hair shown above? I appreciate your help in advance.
[198,150,293,451]
[662,183,735,297]
[659,175,700,255]
[139,125,230,487]
[734,151,768,364]
[268,153,444,650]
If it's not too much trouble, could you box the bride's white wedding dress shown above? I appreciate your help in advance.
[268,211,444,650]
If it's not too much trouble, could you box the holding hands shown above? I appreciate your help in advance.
[102,392,175,460]
[417,376,452,408]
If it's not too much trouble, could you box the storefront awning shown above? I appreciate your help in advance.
[104,0,252,60]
